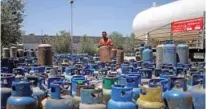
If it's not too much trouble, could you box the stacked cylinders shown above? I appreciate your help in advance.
[176,44,189,64]
[3,48,10,58]
[163,40,176,66]
[10,46,17,58]
[38,44,53,66]
[156,44,164,69]
[17,49,24,57]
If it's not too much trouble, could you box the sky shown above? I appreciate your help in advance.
[23,0,174,36]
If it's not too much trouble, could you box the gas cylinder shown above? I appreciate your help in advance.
[99,46,111,63]
[45,83,79,109]
[121,63,129,74]
[71,75,86,96]
[111,48,117,58]
[38,44,53,66]
[107,85,136,109]
[80,86,106,109]
[118,74,127,85]
[3,48,10,58]
[136,84,165,109]
[139,69,152,84]
[26,76,47,108]
[17,49,24,57]
[189,74,205,109]
[10,46,17,58]
[126,74,141,101]
[1,74,15,109]
[163,77,193,109]
[176,44,189,64]
[13,67,25,81]
[139,44,144,60]
[156,44,164,69]
[148,78,169,92]
[142,46,153,62]
[17,44,24,49]
[7,81,37,109]
[103,75,118,104]
[116,49,124,67]
[163,40,176,66]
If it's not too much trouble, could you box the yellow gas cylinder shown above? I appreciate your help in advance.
[136,85,165,109]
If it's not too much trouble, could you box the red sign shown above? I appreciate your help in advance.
[171,17,203,33]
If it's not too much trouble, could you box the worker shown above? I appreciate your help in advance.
[98,31,113,48]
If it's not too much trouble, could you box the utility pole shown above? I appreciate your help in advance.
[70,0,74,54]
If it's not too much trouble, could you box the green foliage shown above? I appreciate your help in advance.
[123,33,136,52]
[78,35,97,56]
[53,31,72,53]
[1,0,25,47]
[109,31,124,49]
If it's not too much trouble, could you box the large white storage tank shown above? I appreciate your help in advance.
[132,0,205,40]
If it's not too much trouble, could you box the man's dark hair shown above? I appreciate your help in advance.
[102,31,107,34]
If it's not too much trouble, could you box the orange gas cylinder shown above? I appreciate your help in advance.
[99,46,111,63]
[111,49,117,58]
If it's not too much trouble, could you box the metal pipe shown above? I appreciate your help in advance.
[70,0,74,54]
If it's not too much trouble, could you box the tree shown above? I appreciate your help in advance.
[109,31,124,49]
[123,33,136,52]
[53,31,72,53]
[78,35,97,56]
[1,0,25,47]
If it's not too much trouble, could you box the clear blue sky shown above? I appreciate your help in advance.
[23,0,174,36]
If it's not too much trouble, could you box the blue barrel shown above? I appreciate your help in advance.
[163,40,176,66]
[139,44,144,60]
[163,77,193,109]
[142,46,153,62]
[107,85,136,109]
[7,81,37,109]
[45,83,79,109]
[80,86,106,109]
[189,74,205,109]
[176,44,189,64]
[1,74,15,109]
[126,74,141,101]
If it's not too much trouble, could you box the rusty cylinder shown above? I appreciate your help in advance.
[17,49,24,57]
[116,50,124,66]
[30,49,35,57]
[111,49,117,58]
[10,47,17,58]
[3,48,10,58]
[38,44,52,66]
[99,46,111,63]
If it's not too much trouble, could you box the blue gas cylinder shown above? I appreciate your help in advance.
[1,67,9,73]
[139,69,152,79]
[7,81,37,109]
[148,78,169,92]
[163,77,193,109]
[107,85,136,109]
[121,64,129,74]
[118,74,127,85]
[139,44,144,60]
[142,46,153,62]
[45,83,79,109]
[176,44,189,64]
[163,40,176,66]
[80,86,106,109]
[189,74,205,109]
[1,73,15,109]
[126,74,141,101]
[26,76,47,108]
[71,75,87,96]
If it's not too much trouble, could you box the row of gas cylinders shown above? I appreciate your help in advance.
[139,40,189,68]
[1,70,205,109]
[2,47,36,58]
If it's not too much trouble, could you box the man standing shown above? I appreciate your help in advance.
[98,31,113,48]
